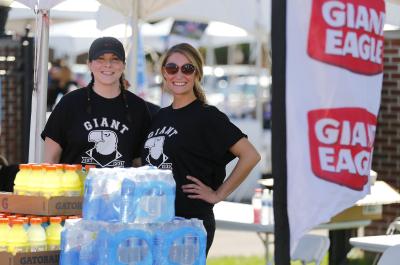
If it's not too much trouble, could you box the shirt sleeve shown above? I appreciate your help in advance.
[40,96,69,148]
[203,106,246,164]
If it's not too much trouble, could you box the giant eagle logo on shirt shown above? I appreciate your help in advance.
[144,136,170,168]
[82,130,123,167]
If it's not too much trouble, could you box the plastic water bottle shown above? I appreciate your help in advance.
[182,235,199,265]
[120,179,136,223]
[27,217,47,252]
[252,188,263,224]
[169,237,183,263]
[119,238,149,264]
[47,217,63,250]
[0,217,10,251]
[7,219,28,255]
[261,189,274,225]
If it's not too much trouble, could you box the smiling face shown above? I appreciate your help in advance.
[163,52,197,100]
[88,53,125,88]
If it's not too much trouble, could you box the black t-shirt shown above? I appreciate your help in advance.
[41,87,151,168]
[141,99,245,216]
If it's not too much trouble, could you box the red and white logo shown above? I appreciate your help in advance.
[308,108,377,190]
[308,0,385,75]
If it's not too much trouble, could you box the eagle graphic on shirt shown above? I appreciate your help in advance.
[81,130,124,167]
[144,136,171,169]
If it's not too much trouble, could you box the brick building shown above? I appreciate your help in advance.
[368,30,400,235]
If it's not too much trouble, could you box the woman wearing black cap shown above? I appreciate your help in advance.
[41,37,151,168]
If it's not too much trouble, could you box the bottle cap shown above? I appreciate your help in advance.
[49,217,62,223]
[65,165,78,171]
[54,164,64,170]
[30,217,42,225]
[45,165,57,171]
[31,164,43,170]
[12,219,23,225]
[18,217,29,224]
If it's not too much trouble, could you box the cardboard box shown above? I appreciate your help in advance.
[0,192,82,216]
[0,251,60,265]
[330,205,383,223]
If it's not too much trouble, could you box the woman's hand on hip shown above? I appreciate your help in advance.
[181,175,222,204]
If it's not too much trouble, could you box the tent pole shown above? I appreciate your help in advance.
[29,9,49,163]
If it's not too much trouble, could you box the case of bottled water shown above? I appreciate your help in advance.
[82,168,125,221]
[97,223,154,265]
[154,218,207,265]
[60,220,108,265]
[120,167,175,224]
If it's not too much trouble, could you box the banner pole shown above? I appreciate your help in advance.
[271,0,290,264]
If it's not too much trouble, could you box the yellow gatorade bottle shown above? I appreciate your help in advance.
[7,219,28,255]
[26,164,43,196]
[42,165,62,198]
[46,217,63,250]
[54,164,65,196]
[0,217,10,252]
[13,164,30,195]
[63,165,81,196]
[27,217,47,252]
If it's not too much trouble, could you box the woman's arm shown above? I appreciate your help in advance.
[43,137,62,163]
[182,137,261,204]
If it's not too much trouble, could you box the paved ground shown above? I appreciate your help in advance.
[208,229,267,258]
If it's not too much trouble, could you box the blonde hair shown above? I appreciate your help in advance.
[160,43,206,104]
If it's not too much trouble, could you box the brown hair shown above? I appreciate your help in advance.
[160,43,206,104]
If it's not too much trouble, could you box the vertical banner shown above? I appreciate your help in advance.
[273,0,385,259]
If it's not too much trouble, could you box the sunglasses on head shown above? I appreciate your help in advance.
[164,63,196,75]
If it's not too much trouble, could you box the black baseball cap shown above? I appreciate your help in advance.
[88,37,125,62]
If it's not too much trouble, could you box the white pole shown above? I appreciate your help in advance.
[127,0,139,93]
[29,9,49,163]
[255,0,263,126]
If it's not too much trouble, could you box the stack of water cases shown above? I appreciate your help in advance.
[60,166,207,265]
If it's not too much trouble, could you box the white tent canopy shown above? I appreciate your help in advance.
[48,18,254,58]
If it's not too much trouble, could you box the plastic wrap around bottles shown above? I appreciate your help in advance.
[60,219,206,265]
[120,178,175,224]
[83,167,175,223]
[60,220,107,265]
[82,168,124,221]
[97,224,154,265]
[154,219,207,265]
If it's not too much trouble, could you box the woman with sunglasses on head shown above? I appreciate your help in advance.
[42,37,151,168]
[141,43,261,255]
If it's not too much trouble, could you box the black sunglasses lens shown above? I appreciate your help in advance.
[165,63,195,75]
[165,63,179,75]
[181,64,195,75]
